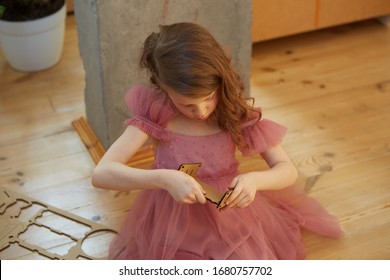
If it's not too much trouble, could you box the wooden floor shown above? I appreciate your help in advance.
[0,15,389,260]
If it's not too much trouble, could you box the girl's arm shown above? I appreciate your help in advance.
[225,144,298,209]
[91,125,206,204]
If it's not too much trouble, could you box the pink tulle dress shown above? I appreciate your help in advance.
[108,85,343,260]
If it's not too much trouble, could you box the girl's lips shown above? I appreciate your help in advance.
[195,116,208,121]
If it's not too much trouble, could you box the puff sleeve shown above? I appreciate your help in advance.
[240,112,288,156]
[124,84,177,140]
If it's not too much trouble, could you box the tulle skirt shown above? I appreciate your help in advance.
[108,177,343,260]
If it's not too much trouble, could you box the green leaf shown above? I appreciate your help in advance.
[0,5,5,18]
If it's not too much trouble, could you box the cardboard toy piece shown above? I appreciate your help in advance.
[0,187,116,260]
[178,163,232,210]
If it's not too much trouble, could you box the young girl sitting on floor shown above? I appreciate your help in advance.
[91,22,343,260]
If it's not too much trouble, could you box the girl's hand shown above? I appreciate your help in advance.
[225,173,258,209]
[158,170,207,204]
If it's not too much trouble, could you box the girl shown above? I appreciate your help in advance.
[92,22,343,259]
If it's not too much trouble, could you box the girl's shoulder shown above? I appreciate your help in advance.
[240,110,288,156]
[124,84,178,139]
[241,109,262,128]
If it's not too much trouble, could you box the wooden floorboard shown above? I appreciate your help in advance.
[0,16,389,259]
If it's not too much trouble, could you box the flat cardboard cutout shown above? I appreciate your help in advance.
[0,187,116,260]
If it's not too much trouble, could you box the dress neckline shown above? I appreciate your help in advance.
[164,128,226,138]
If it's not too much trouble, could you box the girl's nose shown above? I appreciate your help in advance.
[194,105,207,117]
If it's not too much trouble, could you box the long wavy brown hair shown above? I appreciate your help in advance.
[139,22,260,149]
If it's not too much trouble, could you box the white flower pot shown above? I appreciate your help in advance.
[0,3,66,72]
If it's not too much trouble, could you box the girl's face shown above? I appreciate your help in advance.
[164,87,218,121]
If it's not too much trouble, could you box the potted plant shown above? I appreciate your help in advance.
[0,0,66,72]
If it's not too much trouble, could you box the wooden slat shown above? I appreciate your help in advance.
[71,116,154,167]
[71,117,106,165]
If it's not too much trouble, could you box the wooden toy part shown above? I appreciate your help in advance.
[0,187,117,260]
[178,163,232,210]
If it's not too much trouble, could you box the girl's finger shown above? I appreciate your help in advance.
[229,177,238,189]
[195,190,206,204]
[236,196,251,208]
[226,178,241,205]
[226,191,247,208]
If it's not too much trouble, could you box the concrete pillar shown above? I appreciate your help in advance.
[74,0,252,149]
